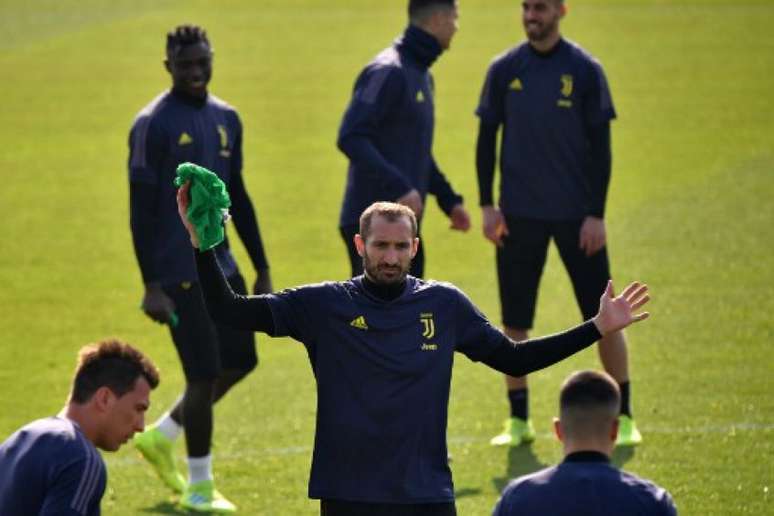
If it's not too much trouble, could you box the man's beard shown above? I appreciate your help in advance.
[363,252,410,285]
[525,18,558,43]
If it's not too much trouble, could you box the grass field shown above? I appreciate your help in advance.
[1,1,772,514]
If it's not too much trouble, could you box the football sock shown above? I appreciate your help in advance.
[188,454,213,484]
[508,388,529,420]
[619,381,632,417]
[157,412,183,441]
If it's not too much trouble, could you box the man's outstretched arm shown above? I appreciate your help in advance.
[468,282,650,376]
[481,321,602,377]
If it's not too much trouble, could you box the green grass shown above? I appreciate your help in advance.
[0,1,772,514]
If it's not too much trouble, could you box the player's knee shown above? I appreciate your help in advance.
[185,379,216,403]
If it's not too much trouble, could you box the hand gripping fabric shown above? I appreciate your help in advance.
[174,162,231,251]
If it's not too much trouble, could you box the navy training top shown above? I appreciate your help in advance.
[338,25,462,227]
[492,451,677,516]
[0,417,106,516]
[128,90,242,285]
[476,39,616,220]
[265,276,504,503]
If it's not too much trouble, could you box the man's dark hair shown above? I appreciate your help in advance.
[71,339,160,403]
[166,24,210,58]
[559,370,620,439]
[359,202,418,240]
[408,0,456,24]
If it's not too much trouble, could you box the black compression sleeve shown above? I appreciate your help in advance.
[476,120,498,206]
[195,249,275,334]
[480,321,601,377]
[229,170,270,270]
[587,122,611,218]
[129,182,159,284]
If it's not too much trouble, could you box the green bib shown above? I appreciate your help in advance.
[174,162,231,251]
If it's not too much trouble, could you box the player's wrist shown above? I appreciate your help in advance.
[591,315,606,336]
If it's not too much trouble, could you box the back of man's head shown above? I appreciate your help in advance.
[408,0,456,24]
[70,339,159,404]
[559,370,620,445]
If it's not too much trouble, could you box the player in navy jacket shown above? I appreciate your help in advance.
[128,25,271,512]
[492,371,676,515]
[337,0,471,279]
[475,0,642,448]
[0,340,158,516]
[177,189,651,516]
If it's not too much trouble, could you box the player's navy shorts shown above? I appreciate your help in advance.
[497,216,611,329]
[320,499,456,516]
[163,274,257,381]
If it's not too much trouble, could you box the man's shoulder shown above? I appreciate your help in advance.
[15,416,79,440]
[362,46,406,80]
[371,45,402,68]
[562,39,606,71]
[618,469,677,510]
[207,94,240,117]
[489,42,531,69]
[131,91,172,126]
[500,465,559,498]
[273,279,351,300]
[1,417,92,463]
[413,277,457,292]
[411,278,467,303]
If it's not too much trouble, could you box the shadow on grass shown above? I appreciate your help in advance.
[138,500,188,514]
[492,444,549,493]
[454,486,483,499]
[611,445,636,468]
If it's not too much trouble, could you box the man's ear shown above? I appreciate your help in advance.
[553,417,563,443]
[354,233,366,257]
[93,386,116,413]
[164,59,172,74]
[610,416,619,442]
[411,237,420,258]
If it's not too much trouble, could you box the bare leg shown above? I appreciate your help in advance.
[597,330,629,383]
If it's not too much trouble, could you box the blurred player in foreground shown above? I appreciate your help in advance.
[493,370,676,515]
[0,340,159,516]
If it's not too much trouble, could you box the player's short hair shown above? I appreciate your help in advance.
[408,0,456,24]
[359,202,418,240]
[70,339,160,404]
[559,370,620,439]
[166,24,210,59]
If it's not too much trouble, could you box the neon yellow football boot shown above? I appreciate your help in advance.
[616,415,643,446]
[490,417,536,447]
[133,425,186,493]
[180,479,237,513]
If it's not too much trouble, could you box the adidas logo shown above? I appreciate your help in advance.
[188,493,208,505]
[509,78,523,91]
[178,132,193,145]
[416,90,425,103]
[350,316,368,330]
